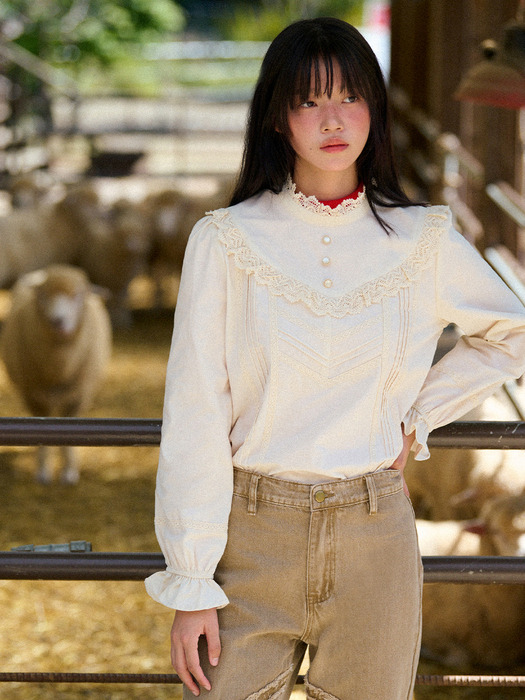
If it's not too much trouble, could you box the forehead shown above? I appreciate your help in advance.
[292,56,357,99]
[308,61,344,92]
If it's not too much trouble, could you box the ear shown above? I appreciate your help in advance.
[25,269,49,289]
[450,487,479,506]
[90,284,112,301]
[462,519,486,536]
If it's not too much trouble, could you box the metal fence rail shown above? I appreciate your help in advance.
[1,671,525,688]
[1,417,525,448]
[2,417,525,690]
[1,551,525,584]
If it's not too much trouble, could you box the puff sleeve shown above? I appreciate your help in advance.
[145,216,233,610]
[403,219,525,459]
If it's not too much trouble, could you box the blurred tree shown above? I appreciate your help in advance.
[0,0,186,69]
[216,0,365,40]
[0,0,186,129]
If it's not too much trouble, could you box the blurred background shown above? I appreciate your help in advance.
[1,1,525,698]
[0,1,387,190]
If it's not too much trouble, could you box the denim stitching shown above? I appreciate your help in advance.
[244,662,295,700]
[304,673,341,700]
[248,473,261,515]
[365,474,378,514]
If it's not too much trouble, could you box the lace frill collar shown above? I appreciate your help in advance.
[211,205,449,318]
[282,176,368,218]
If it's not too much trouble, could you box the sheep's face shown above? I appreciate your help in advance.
[145,190,183,239]
[156,204,183,239]
[35,267,88,339]
[482,495,525,556]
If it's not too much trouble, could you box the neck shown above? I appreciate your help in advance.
[291,167,359,201]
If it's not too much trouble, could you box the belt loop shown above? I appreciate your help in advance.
[248,473,261,515]
[364,474,378,515]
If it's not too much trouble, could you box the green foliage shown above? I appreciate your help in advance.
[218,0,365,41]
[0,0,186,69]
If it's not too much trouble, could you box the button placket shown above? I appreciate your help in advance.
[321,235,333,289]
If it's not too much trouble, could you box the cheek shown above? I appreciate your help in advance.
[355,105,371,138]
[287,122,304,155]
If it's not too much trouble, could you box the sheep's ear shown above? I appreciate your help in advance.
[25,269,48,288]
[463,519,486,536]
[512,512,525,531]
[90,284,111,301]
[450,487,478,506]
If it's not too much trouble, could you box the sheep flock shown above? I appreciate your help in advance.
[0,174,232,481]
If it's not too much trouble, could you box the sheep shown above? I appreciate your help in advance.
[404,387,525,521]
[0,183,106,289]
[77,197,152,327]
[144,179,233,306]
[0,264,112,484]
[417,493,525,668]
[7,172,57,209]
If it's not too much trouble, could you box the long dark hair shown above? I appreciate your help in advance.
[230,17,420,231]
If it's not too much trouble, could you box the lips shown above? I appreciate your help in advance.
[320,140,348,153]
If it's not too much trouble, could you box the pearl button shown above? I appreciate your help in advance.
[322,257,331,266]
[323,279,333,288]
[322,235,331,245]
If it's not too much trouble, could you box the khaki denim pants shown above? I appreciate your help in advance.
[190,467,423,700]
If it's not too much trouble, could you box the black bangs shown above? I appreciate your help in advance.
[261,18,382,136]
[289,51,369,108]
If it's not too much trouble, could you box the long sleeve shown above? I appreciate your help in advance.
[145,217,233,611]
[403,218,525,459]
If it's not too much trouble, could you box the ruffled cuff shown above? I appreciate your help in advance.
[402,407,431,461]
[145,570,229,611]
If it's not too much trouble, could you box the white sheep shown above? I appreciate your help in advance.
[78,197,152,326]
[0,183,106,289]
[418,493,525,668]
[7,172,57,209]
[0,264,112,484]
[143,179,233,306]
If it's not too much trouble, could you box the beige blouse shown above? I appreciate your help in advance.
[145,181,525,611]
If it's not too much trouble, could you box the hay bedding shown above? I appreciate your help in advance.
[0,309,309,699]
[0,309,521,699]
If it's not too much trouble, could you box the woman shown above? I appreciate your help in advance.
[146,17,525,699]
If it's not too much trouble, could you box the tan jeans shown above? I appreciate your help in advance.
[190,467,422,700]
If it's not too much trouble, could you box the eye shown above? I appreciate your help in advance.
[299,100,316,108]
[343,95,359,103]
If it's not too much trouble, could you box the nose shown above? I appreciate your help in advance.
[321,104,343,132]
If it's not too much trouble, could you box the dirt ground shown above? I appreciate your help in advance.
[0,298,523,699]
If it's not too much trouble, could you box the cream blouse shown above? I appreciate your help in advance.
[145,181,525,611]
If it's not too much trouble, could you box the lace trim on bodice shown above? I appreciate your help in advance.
[212,207,449,318]
[283,177,367,216]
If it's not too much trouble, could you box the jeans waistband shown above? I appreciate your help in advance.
[233,466,403,513]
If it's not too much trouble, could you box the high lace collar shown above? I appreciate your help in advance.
[282,176,368,218]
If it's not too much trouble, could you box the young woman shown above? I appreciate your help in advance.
[146,17,525,699]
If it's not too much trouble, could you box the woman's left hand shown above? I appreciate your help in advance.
[388,430,415,497]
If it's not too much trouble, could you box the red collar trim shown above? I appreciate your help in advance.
[319,183,364,209]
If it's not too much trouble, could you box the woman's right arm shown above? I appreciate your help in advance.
[171,608,221,697]
[145,216,234,610]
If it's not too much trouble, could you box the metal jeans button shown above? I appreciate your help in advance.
[314,490,326,503]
